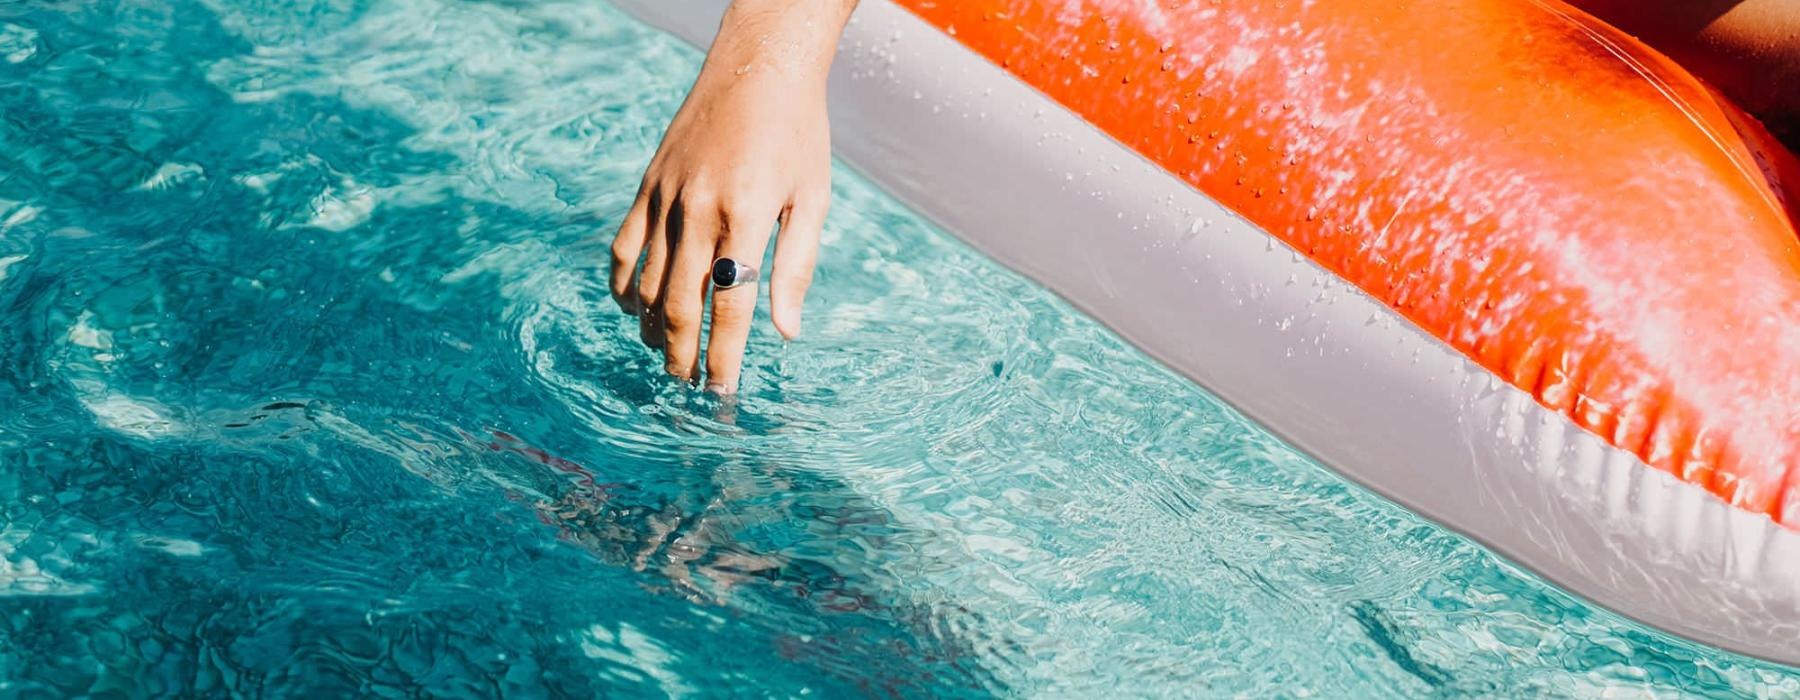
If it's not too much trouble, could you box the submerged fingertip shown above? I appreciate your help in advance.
[664,361,698,384]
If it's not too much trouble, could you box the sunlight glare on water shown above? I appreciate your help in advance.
[0,0,1797,696]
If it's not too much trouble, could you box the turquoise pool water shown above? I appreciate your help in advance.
[1,0,1797,696]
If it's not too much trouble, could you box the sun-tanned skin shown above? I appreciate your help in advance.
[1566,0,1800,142]
[612,0,1796,393]
[609,0,857,394]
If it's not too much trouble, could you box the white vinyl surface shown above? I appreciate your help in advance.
[612,0,1800,664]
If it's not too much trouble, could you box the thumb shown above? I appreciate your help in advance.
[769,197,826,339]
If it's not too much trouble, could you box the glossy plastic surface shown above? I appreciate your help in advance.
[615,0,1800,664]
[898,0,1800,523]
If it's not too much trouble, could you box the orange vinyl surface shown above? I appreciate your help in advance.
[893,0,1800,523]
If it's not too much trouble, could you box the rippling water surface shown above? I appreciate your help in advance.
[1,0,1797,696]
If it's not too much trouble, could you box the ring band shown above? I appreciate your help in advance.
[711,257,758,289]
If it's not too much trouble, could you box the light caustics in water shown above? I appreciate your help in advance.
[0,0,1796,696]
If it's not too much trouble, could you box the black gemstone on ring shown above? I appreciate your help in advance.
[711,258,739,288]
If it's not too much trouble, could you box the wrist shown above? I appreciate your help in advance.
[701,0,856,87]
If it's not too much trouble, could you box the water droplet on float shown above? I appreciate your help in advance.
[1183,218,1207,242]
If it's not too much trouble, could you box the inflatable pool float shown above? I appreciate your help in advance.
[611,0,1800,663]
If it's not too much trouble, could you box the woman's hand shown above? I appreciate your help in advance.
[610,0,857,394]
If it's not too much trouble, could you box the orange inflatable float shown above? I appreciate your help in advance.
[619,0,1800,663]
[904,0,1800,520]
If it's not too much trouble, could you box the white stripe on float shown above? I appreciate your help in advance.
[612,0,1800,664]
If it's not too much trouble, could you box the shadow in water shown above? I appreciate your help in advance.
[0,1,1007,695]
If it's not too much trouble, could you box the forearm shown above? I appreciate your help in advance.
[700,0,859,88]
[1569,0,1800,137]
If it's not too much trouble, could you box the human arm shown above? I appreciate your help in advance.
[1568,0,1800,140]
[609,0,858,393]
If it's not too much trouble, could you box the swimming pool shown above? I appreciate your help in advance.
[0,0,1797,695]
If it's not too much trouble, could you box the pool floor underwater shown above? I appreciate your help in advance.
[0,0,1797,696]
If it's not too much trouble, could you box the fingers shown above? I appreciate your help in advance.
[620,179,820,390]
[609,191,651,313]
[703,207,780,394]
[770,196,826,340]
[635,190,671,350]
[658,198,717,382]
